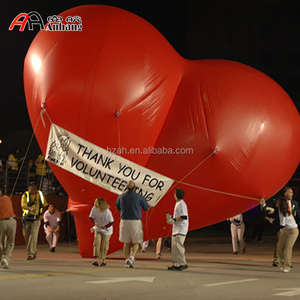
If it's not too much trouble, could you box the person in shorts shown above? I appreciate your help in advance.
[116,180,150,268]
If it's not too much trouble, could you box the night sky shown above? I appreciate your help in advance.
[1,0,299,176]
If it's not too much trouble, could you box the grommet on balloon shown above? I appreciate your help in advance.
[114,111,121,118]
[40,102,47,128]
[212,148,218,155]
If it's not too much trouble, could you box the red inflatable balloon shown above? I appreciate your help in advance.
[24,5,300,257]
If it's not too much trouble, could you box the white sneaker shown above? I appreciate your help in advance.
[282,268,290,273]
[2,259,9,269]
[129,256,135,268]
[125,259,131,268]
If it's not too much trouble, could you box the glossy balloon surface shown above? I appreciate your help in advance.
[24,5,300,257]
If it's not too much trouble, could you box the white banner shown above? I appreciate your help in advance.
[45,123,174,206]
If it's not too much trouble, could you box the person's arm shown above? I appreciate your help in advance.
[45,221,54,232]
[42,195,48,209]
[176,215,188,221]
[293,202,300,224]
[232,214,242,224]
[21,194,33,212]
[260,198,275,215]
[54,223,61,233]
[116,197,121,211]
[44,217,50,227]
[101,210,114,229]
[105,210,114,228]
[141,196,150,211]
[102,221,114,229]
[166,211,175,224]
[233,218,241,224]
[54,212,62,232]
[44,212,54,232]
[260,198,277,225]
[56,212,62,225]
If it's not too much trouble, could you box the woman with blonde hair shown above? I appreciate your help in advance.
[89,197,114,266]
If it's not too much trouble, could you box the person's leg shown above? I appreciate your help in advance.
[273,229,282,266]
[171,235,181,267]
[119,219,131,259]
[0,221,5,266]
[30,220,41,258]
[283,228,299,271]
[171,235,178,266]
[140,240,149,252]
[93,231,101,258]
[119,219,134,268]
[44,226,53,248]
[277,229,288,267]
[92,231,101,266]
[231,224,238,253]
[156,237,162,258]
[176,235,187,266]
[257,222,264,242]
[124,243,131,259]
[237,224,245,252]
[25,221,33,258]
[124,242,133,267]
[131,243,139,257]
[2,219,17,264]
[164,237,171,251]
[128,220,143,267]
[52,230,59,248]
[100,234,111,264]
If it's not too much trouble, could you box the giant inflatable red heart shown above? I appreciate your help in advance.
[24,5,300,257]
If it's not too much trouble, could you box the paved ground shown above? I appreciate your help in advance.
[1,236,300,300]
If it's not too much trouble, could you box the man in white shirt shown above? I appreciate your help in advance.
[43,203,61,252]
[166,188,189,271]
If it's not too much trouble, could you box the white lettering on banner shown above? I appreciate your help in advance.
[45,123,174,206]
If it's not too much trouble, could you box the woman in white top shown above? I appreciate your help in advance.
[89,197,114,266]
[276,187,299,273]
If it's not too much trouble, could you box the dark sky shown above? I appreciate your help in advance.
[1,0,300,164]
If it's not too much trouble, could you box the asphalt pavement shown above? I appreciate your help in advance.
[1,236,300,300]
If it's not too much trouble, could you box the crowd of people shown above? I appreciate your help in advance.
[0,181,62,268]
[0,180,299,274]
[0,179,190,271]
[0,151,65,196]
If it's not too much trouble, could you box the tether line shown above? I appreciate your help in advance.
[10,112,42,197]
[174,180,259,201]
